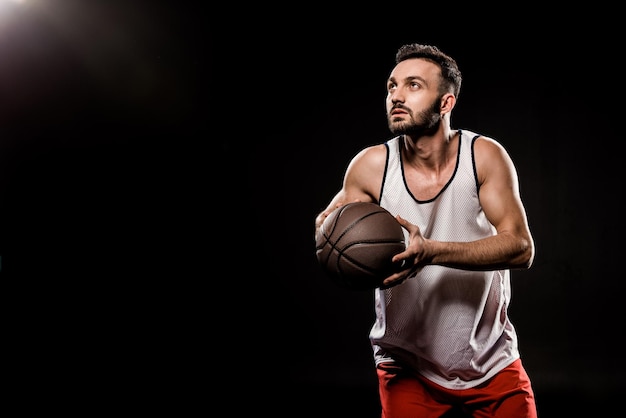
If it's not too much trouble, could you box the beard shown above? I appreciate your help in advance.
[387,97,442,137]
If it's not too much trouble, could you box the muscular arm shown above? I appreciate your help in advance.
[314,144,388,233]
[402,136,534,272]
[474,137,534,269]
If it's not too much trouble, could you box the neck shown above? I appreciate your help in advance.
[401,129,458,169]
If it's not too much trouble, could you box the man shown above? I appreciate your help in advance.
[315,43,537,417]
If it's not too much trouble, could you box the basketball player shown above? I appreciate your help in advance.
[315,44,537,417]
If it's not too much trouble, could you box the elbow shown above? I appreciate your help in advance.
[515,238,535,269]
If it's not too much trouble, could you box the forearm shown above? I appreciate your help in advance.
[427,233,534,271]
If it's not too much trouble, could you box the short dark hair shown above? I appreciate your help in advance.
[395,44,462,98]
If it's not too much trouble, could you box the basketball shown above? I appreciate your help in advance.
[315,202,406,290]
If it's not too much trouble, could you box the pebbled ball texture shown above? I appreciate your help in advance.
[315,202,406,290]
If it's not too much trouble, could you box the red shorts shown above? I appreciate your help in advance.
[376,358,537,418]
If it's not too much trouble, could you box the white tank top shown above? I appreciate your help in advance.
[370,130,520,390]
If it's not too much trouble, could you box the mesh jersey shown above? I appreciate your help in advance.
[370,130,520,390]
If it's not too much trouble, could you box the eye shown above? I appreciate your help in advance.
[387,82,397,93]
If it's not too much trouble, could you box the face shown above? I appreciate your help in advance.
[386,58,443,136]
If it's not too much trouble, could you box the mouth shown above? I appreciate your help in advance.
[390,112,407,119]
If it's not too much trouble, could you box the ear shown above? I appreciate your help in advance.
[440,93,456,114]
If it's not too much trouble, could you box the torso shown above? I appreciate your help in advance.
[370,130,519,389]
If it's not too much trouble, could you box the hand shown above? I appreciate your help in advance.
[314,198,364,234]
[380,215,427,289]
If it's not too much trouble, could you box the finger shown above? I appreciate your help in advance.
[395,215,414,232]
[381,269,408,288]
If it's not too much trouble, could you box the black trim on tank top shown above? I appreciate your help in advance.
[378,141,392,203]
[469,133,481,197]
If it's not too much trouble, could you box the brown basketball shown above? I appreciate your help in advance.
[315,202,406,290]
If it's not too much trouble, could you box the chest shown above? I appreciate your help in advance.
[403,162,456,201]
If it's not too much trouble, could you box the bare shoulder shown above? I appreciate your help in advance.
[473,135,515,164]
[354,144,387,160]
[472,135,517,183]
[350,143,389,168]
[344,143,389,199]
[473,135,508,155]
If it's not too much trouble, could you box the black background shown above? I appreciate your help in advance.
[1,2,622,416]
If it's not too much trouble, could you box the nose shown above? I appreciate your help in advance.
[388,89,403,104]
